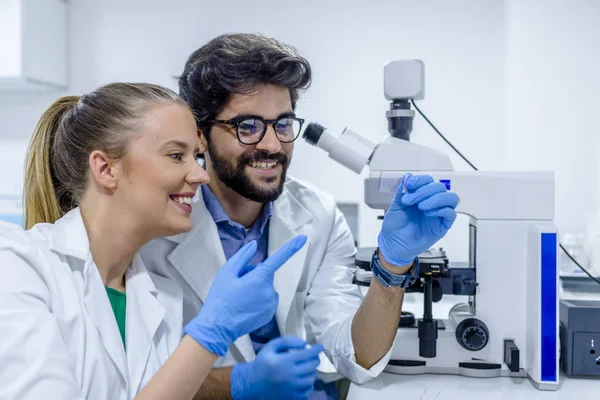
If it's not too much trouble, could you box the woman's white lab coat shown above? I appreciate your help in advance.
[0,208,183,400]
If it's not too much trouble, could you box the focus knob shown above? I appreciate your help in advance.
[455,318,489,351]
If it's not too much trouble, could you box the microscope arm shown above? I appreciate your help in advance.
[368,135,454,172]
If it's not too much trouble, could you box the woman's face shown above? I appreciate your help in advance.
[115,103,208,238]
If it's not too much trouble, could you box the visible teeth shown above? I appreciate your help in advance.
[249,160,276,169]
[172,196,192,205]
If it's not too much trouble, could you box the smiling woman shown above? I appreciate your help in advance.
[0,81,311,400]
[22,84,204,233]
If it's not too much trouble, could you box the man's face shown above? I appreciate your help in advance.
[202,84,295,203]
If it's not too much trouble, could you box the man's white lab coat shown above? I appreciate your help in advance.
[140,177,392,384]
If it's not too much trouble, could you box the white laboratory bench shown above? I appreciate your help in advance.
[347,372,599,400]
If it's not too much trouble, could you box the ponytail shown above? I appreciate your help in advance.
[23,83,186,230]
[23,96,79,229]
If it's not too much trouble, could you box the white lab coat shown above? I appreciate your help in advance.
[140,176,392,384]
[0,208,183,400]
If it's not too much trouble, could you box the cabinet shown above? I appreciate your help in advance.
[0,0,67,91]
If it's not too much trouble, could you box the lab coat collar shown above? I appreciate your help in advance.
[51,207,129,382]
[269,188,312,333]
[81,252,166,393]
[125,253,166,394]
[51,207,166,392]
[271,185,312,230]
[50,207,91,261]
[80,255,130,386]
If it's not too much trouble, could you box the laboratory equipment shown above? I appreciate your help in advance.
[303,60,561,390]
[560,299,600,377]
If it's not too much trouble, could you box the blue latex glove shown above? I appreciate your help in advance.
[378,174,459,266]
[231,336,324,400]
[184,235,307,356]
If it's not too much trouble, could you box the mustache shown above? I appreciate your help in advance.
[239,151,288,165]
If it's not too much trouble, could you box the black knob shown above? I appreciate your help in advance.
[455,318,489,351]
[399,311,415,327]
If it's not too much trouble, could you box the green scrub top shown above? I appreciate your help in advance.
[105,286,126,350]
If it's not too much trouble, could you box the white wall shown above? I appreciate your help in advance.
[504,0,600,238]
[1,0,598,262]
[0,138,28,196]
[0,0,507,259]
[0,0,22,78]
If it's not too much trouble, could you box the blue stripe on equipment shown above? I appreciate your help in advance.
[541,233,557,382]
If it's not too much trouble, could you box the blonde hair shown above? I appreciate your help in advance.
[23,83,188,229]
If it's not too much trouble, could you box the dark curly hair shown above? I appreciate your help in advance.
[178,33,312,137]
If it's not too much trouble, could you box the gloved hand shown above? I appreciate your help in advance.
[184,235,307,356]
[231,336,324,400]
[378,174,459,266]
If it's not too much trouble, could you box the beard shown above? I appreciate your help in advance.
[206,143,291,203]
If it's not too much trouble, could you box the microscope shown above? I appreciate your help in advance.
[302,60,560,390]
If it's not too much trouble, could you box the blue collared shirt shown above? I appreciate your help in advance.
[201,184,337,400]
[202,184,278,348]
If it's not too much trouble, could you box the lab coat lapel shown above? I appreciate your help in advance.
[82,259,129,385]
[166,191,256,361]
[126,254,166,394]
[51,208,129,384]
[270,191,312,333]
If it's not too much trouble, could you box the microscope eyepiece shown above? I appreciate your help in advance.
[302,122,325,146]
[301,122,376,174]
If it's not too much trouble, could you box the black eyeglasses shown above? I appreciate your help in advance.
[208,116,305,145]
